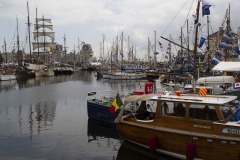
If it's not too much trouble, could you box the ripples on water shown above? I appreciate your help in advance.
[0,71,176,160]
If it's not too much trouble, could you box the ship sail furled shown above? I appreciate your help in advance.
[33,32,55,40]
[34,24,53,30]
[36,18,51,23]
[32,42,56,51]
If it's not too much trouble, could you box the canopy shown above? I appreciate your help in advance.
[212,62,240,72]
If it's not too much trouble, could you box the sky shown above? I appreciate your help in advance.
[0,0,239,62]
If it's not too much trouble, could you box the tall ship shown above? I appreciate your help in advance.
[26,8,56,77]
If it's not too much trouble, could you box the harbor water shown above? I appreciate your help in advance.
[0,71,176,160]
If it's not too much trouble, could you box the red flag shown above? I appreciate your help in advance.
[176,91,181,96]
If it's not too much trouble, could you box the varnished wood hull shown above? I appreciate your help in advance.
[116,120,240,160]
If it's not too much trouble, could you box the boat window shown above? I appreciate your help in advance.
[189,104,218,121]
[162,102,186,117]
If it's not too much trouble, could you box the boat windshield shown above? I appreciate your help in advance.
[220,100,240,122]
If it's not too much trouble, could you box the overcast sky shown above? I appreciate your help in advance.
[0,0,239,61]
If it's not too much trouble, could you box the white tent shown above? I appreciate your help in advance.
[212,62,240,72]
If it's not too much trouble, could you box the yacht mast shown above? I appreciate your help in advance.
[4,38,7,63]
[27,1,32,59]
[16,16,20,66]
[193,0,201,92]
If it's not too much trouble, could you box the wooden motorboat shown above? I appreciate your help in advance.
[115,93,240,160]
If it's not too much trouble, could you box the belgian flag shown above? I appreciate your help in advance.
[109,93,123,115]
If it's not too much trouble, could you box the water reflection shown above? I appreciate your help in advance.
[102,79,149,93]
[0,70,97,92]
[87,118,119,150]
[116,141,177,160]
[0,80,17,92]
[17,101,56,139]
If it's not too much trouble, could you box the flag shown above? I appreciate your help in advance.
[236,47,240,55]
[158,41,164,51]
[237,39,240,55]
[167,43,171,51]
[218,42,232,50]
[109,93,123,115]
[176,91,180,96]
[211,57,219,65]
[198,88,207,96]
[234,82,240,89]
[158,42,163,48]
[202,0,214,16]
[199,37,206,48]
[215,51,224,57]
[238,39,240,50]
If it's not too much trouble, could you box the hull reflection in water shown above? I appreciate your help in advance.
[87,118,119,150]
[117,141,177,160]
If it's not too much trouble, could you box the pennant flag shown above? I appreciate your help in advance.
[158,41,164,51]
[198,88,207,96]
[237,39,240,54]
[218,42,232,50]
[190,55,194,67]
[236,47,240,55]
[211,57,219,65]
[238,39,240,50]
[217,84,226,91]
[167,43,171,51]
[202,0,214,16]
[215,51,224,57]
[109,93,123,115]
[154,52,160,55]
[199,37,206,48]
[222,34,232,41]
[233,82,240,89]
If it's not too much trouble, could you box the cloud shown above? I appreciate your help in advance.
[0,0,239,61]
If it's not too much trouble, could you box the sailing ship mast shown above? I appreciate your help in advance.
[63,34,67,63]
[16,17,20,66]
[192,0,201,93]
[4,38,7,63]
[154,30,156,69]
[224,3,230,61]
[27,1,32,59]
[121,31,123,68]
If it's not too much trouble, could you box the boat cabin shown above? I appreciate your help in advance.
[115,93,240,160]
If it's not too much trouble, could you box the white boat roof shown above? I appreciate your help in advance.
[124,94,237,105]
[197,76,235,84]
[212,62,240,72]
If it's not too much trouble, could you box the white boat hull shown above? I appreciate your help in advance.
[0,74,16,81]
[110,72,144,80]
[26,63,47,71]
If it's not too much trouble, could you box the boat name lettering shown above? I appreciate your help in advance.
[222,128,240,134]
[193,124,211,129]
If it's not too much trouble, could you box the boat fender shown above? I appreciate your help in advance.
[149,135,157,152]
[186,143,196,160]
